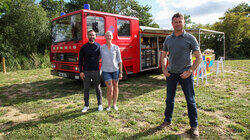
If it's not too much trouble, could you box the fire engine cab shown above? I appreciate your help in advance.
[50,6,170,80]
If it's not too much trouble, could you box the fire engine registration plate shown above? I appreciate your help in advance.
[59,72,67,78]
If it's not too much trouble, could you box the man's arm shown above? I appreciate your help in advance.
[78,47,85,80]
[190,50,202,72]
[180,50,202,79]
[161,51,170,77]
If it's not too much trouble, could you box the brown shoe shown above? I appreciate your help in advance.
[159,121,171,129]
[190,127,199,137]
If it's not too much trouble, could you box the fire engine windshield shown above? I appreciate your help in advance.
[52,13,82,43]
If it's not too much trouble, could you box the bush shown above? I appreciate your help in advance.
[0,52,50,72]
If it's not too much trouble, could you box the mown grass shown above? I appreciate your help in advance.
[0,60,249,139]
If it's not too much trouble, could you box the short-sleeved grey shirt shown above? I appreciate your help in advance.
[162,31,199,73]
[100,44,122,72]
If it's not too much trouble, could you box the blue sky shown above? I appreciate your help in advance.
[37,0,249,29]
[136,0,250,29]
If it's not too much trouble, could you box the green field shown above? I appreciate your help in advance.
[0,60,249,139]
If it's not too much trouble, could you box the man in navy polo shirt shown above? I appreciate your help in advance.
[79,30,103,112]
[160,13,202,137]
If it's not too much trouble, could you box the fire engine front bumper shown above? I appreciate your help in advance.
[51,70,80,80]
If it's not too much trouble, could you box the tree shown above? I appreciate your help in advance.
[226,2,250,14]
[40,0,65,19]
[65,0,159,27]
[184,14,194,28]
[0,0,11,17]
[0,0,50,56]
[122,0,159,27]
[212,3,250,58]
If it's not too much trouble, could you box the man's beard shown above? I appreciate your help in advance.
[89,38,95,43]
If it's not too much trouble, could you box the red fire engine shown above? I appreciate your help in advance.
[50,6,170,80]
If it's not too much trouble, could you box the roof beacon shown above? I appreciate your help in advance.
[84,4,90,10]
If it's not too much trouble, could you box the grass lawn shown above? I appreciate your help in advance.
[0,60,249,139]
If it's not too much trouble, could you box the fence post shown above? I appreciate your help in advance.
[2,57,6,74]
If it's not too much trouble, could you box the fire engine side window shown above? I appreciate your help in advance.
[117,19,130,37]
[87,16,105,36]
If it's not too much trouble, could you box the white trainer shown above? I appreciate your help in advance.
[106,107,111,111]
[113,106,118,111]
[98,105,103,111]
[81,106,89,113]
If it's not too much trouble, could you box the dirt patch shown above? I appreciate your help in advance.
[122,92,132,95]
[121,92,133,98]
[58,81,64,85]
[0,106,38,123]
[155,75,166,80]
[53,102,76,109]
[175,97,186,102]
[19,88,31,93]
[138,121,150,127]
[198,109,237,138]
[225,69,248,74]
[119,127,133,133]
[199,110,232,125]
[0,106,39,132]
[0,132,5,140]
[119,83,133,87]
[138,84,153,87]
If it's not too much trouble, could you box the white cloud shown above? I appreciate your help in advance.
[154,0,250,28]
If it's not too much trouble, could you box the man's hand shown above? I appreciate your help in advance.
[163,69,171,77]
[80,72,85,80]
[180,70,192,79]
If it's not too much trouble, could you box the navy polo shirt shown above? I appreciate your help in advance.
[78,42,101,72]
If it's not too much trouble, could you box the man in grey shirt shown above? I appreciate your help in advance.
[159,13,202,137]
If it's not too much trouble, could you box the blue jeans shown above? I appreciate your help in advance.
[164,72,198,127]
[102,70,120,81]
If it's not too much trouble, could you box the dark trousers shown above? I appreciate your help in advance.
[83,71,102,107]
[164,73,198,127]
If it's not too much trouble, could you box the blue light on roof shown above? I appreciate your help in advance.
[60,12,66,16]
[84,4,90,10]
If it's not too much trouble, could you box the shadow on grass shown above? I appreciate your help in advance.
[1,107,99,132]
[0,70,166,106]
[0,78,83,106]
[124,126,162,140]
[124,125,184,140]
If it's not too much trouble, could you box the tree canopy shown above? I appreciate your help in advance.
[65,0,158,27]
[0,0,50,57]
[40,0,65,19]
[212,3,250,58]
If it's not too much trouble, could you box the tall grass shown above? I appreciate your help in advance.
[0,52,50,72]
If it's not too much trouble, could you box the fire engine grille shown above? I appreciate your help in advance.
[60,65,74,70]
[55,53,78,62]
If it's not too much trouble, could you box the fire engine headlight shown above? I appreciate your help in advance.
[51,64,56,69]
[75,66,78,71]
